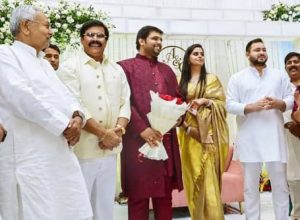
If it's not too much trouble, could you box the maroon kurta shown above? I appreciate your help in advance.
[118,54,183,199]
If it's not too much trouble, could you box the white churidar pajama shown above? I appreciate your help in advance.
[79,155,117,220]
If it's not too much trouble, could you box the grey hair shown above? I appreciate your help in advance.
[10,5,41,37]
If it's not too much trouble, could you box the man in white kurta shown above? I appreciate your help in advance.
[283,52,300,220]
[58,20,131,220]
[0,6,92,220]
[226,38,294,220]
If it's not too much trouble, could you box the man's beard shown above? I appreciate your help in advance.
[250,57,267,66]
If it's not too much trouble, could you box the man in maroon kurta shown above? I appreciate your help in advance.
[118,26,183,220]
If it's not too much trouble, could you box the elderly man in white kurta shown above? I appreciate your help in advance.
[0,5,92,220]
[283,52,300,220]
[226,38,294,220]
[58,20,130,220]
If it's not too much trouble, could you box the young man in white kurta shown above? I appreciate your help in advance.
[0,6,92,220]
[58,20,131,220]
[226,38,294,220]
[283,52,300,220]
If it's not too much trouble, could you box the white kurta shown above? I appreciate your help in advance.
[283,84,300,181]
[226,66,294,162]
[0,41,92,220]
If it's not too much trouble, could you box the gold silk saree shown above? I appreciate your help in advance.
[178,73,229,220]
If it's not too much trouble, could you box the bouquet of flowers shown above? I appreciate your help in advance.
[138,91,188,160]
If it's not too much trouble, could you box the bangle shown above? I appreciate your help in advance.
[186,126,191,135]
[116,124,126,135]
[98,131,108,143]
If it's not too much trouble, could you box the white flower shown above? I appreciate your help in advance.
[4,21,9,28]
[281,14,289,20]
[66,16,74,23]
[4,38,11,44]
[0,0,114,49]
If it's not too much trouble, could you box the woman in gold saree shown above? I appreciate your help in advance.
[178,44,229,220]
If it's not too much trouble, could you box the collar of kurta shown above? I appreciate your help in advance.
[248,65,268,77]
[80,50,109,66]
[136,53,158,64]
[13,40,45,58]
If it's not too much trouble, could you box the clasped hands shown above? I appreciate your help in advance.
[246,96,285,113]
[140,127,163,148]
[98,127,122,150]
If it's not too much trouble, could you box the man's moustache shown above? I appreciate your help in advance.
[88,41,102,47]
[289,66,298,71]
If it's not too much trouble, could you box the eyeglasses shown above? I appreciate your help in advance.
[83,32,107,39]
[26,19,51,29]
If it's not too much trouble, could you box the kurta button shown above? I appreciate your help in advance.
[98,96,102,100]
[99,120,103,123]
[97,85,101,89]
[99,107,102,111]
[154,82,158,86]
[152,72,155,75]
[96,75,100,78]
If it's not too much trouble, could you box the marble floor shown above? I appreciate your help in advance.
[113,192,289,220]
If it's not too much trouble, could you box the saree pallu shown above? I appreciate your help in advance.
[179,73,229,220]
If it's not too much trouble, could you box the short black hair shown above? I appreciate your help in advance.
[136,25,163,50]
[43,44,60,54]
[246,38,264,52]
[80,20,109,40]
[284,52,300,65]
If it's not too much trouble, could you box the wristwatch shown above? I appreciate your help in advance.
[72,110,85,121]
[72,111,86,128]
